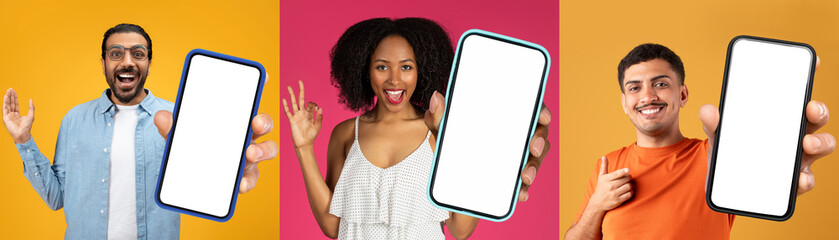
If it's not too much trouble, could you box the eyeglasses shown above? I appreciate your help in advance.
[106,45,148,62]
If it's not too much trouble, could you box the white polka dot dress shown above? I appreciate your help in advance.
[329,117,450,240]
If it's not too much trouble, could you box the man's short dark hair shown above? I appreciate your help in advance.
[101,23,153,61]
[617,43,684,92]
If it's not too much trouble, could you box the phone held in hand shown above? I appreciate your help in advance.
[706,36,816,221]
[427,29,550,222]
[155,49,266,222]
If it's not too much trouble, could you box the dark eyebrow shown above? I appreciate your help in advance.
[107,44,147,49]
[625,74,672,87]
[624,80,641,87]
[650,74,671,81]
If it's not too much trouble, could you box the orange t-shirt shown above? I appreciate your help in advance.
[573,138,734,239]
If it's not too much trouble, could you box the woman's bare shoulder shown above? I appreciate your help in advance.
[329,117,357,148]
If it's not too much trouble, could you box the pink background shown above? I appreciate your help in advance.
[280,0,559,239]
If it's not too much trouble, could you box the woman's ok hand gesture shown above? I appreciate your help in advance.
[283,80,323,149]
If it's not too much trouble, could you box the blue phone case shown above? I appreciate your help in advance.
[427,29,551,222]
[154,49,266,222]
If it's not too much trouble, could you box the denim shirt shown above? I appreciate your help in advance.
[15,89,179,240]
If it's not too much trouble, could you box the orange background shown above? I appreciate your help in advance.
[0,1,279,239]
[560,0,839,239]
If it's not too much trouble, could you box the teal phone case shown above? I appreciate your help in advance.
[427,29,550,222]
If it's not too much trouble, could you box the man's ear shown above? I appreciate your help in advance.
[680,84,689,108]
[101,59,106,76]
[621,93,628,114]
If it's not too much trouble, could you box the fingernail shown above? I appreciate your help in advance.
[532,137,545,157]
[808,135,822,149]
[250,146,263,158]
[264,118,271,132]
[429,91,439,113]
[624,168,629,173]
[819,103,827,120]
[524,166,537,184]
[240,178,249,191]
[541,109,551,123]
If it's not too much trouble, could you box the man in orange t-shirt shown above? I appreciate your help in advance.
[564,44,835,240]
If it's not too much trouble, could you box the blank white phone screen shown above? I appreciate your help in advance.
[711,38,813,217]
[432,34,546,217]
[159,54,260,217]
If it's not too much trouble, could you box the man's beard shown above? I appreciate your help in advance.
[107,67,147,104]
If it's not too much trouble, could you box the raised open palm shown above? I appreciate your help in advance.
[282,80,322,148]
[2,88,34,144]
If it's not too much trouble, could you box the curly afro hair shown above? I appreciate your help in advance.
[330,17,454,113]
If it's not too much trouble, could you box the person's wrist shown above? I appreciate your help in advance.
[294,144,314,156]
[14,134,30,144]
[294,142,314,150]
[587,197,607,213]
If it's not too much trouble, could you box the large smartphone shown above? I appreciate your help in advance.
[707,36,816,221]
[427,29,550,222]
[155,49,266,222]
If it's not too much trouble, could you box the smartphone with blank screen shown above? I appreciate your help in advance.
[155,49,266,222]
[427,29,550,222]
[707,36,816,221]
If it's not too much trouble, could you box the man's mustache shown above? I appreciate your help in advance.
[115,67,139,75]
[635,102,667,111]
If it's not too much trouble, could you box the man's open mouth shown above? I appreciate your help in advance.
[116,73,137,88]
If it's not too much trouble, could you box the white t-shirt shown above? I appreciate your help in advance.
[108,104,139,240]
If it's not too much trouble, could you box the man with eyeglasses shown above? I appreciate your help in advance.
[1,23,277,239]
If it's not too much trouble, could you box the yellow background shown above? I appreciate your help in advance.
[560,0,839,239]
[0,1,279,239]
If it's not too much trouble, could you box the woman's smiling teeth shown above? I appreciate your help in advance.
[385,89,405,104]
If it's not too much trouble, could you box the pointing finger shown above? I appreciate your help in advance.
[608,168,630,180]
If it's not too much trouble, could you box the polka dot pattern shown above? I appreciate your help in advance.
[329,117,450,240]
